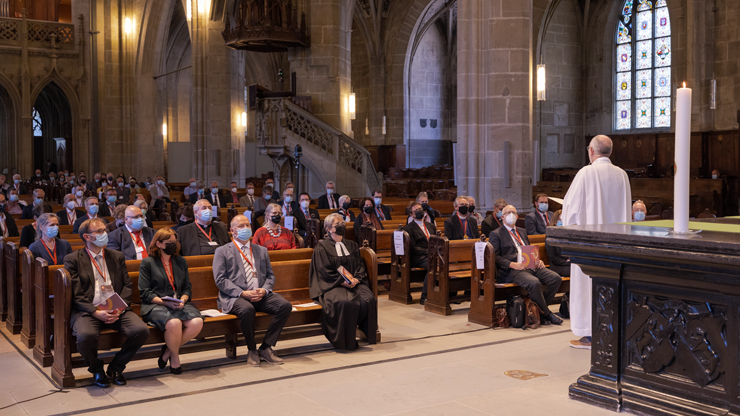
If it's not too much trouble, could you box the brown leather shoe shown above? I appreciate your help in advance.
[247,349,260,366]
[258,347,284,365]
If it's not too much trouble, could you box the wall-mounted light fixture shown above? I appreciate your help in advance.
[382,116,386,135]
[241,111,247,128]
[198,0,205,15]
[710,77,717,110]
[186,0,192,20]
[124,17,133,35]
[162,123,167,137]
[365,118,369,135]
[349,93,356,120]
[537,58,546,101]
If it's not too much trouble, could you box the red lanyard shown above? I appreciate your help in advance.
[456,214,467,235]
[493,214,502,227]
[539,210,548,226]
[234,241,254,270]
[508,228,524,246]
[67,209,76,225]
[41,239,57,265]
[86,248,108,283]
[163,261,176,291]
[0,218,6,235]
[376,207,385,220]
[418,221,430,239]
[196,222,212,241]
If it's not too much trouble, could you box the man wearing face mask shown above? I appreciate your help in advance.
[183,178,198,198]
[148,176,170,209]
[205,181,226,208]
[11,174,27,195]
[21,188,52,219]
[176,199,230,256]
[65,218,149,388]
[465,196,484,223]
[227,181,240,205]
[0,194,20,238]
[107,206,155,261]
[403,202,437,305]
[264,178,280,201]
[5,189,25,215]
[279,188,297,217]
[100,189,120,218]
[407,192,437,225]
[213,215,292,365]
[239,182,257,208]
[333,195,355,222]
[56,193,87,226]
[525,193,553,236]
[114,178,132,204]
[32,169,45,184]
[632,200,647,222]
[443,197,480,240]
[371,190,391,221]
[74,197,110,234]
[73,186,87,207]
[187,180,207,204]
[481,198,507,237]
[251,185,277,225]
[490,205,563,325]
[562,135,631,349]
[318,181,340,209]
[134,200,154,228]
[295,192,320,238]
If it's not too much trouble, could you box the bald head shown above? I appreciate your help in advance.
[588,135,613,163]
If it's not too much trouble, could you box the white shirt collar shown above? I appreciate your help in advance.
[593,157,611,165]
[235,239,251,251]
[335,240,350,257]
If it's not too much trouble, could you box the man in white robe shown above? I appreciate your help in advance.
[561,135,632,349]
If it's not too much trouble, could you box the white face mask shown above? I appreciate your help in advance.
[505,213,517,226]
[66,202,76,210]
[231,188,237,193]
[247,188,254,195]
[712,174,718,180]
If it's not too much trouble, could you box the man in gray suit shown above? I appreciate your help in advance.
[213,215,292,366]
[107,206,155,260]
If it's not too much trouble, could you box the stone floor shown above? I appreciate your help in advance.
[0,294,616,416]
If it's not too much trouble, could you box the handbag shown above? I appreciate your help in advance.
[506,295,525,328]
[559,291,570,319]
[493,305,510,328]
[522,296,541,329]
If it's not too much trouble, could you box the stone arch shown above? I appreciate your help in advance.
[32,82,74,171]
[0,73,22,173]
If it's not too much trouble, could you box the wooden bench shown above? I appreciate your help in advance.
[51,246,379,387]
[468,241,570,327]
[359,225,394,278]
[424,235,479,315]
[3,241,25,333]
[388,228,428,304]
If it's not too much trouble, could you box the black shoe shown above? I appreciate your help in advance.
[106,368,127,386]
[544,313,563,326]
[419,297,426,306]
[158,345,168,370]
[93,372,110,388]
[170,366,183,375]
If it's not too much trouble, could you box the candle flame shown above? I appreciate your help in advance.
[683,82,686,88]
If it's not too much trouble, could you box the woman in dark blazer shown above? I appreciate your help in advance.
[353,197,384,244]
[28,213,72,265]
[138,227,203,374]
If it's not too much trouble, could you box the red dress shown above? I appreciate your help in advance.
[253,226,297,250]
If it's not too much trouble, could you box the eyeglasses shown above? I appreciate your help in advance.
[87,229,106,235]
[126,215,144,220]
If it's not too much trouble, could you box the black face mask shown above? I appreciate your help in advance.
[163,242,178,256]
[469,205,476,212]
[342,202,350,210]
[458,206,469,215]
[333,223,347,236]
[363,206,373,214]
[414,210,425,220]
[271,214,282,224]
[80,179,86,184]
[421,203,430,211]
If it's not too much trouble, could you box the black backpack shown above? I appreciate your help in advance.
[506,295,526,328]
[559,291,570,319]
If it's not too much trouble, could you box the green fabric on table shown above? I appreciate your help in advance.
[619,220,740,234]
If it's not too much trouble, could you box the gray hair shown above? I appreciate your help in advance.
[196,180,205,188]
[193,199,210,213]
[35,213,59,241]
[590,135,613,156]
[323,213,344,233]
[339,195,351,205]
[416,192,428,202]
[133,199,148,210]
[325,181,335,187]
[454,196,468,207]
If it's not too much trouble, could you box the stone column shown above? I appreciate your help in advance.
[457,0,534,211]
[288,0,351,134]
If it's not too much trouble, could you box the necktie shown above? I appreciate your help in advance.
[134,231,148,259]
[376,207,385,221]
[238,243,257,290]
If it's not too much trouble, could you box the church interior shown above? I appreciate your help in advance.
[0,0,739,415]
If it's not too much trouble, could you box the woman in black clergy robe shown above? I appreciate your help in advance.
[309,213,376,350]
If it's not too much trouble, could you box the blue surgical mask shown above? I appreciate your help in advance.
[158,180,165,186]
[634,211,646,222]
[538,203,548,213]
[495,211,502,219]
[45,226,59,238]
[236,227,252,240]
[556,220,563,226]
[284,196,292,203]
[9,195,18,202]
[130,218,144,230]
[107,196,117,203]
[199,209,213,221]
[14,179,19,184]
[92,232,108,247]
[88,205,99,214]
[374,198,382,206]
[34,198,43,205]
[211,187,218,194]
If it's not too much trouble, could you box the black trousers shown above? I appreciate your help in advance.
[72,311,149,374]
[230,292,292,351]
[411,256,429,299]
[509,268,563,314]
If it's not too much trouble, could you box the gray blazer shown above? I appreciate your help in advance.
[213,242,275,313]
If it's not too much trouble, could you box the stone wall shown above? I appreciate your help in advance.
[712,0,740,130]
[350,19,370,142]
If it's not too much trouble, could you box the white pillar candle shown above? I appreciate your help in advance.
[674,83,692,233]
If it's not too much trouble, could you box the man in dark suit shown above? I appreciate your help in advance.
[489,205,562,325]
[11,174,27,195]
[525,193,553,236]
[403,202,437,305]
[32,169,45,184]
[317,181,340,209]
[295,192,320,238]
[0,194,20,238]
[277,188,298,218]
[264,178,280,201]
[481,198,507,238]
[99,189,119,218]
[372,190,392,221]
[176,199,230,256]
[225,181,241,206]
[213,215,292,365]
[188,180,207,204]
[107,206,155,260]
[74,197,110,234]
[65,218,149,388]
[114,177,132,204]
[21,188,53,219]
[443,196,480,240]
[206,181,227,208]
[56,194,87,226]
[252,185,277,225]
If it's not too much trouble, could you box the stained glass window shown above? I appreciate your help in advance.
[32,108,42,137]
[615,0,671,130]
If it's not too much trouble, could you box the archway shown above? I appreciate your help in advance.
[0,83,18,173]
[33,82,73,173]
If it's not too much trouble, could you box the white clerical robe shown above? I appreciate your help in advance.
[561,157,632,337]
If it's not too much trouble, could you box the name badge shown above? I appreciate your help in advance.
[135,245,144,253]
[101,285,114,294]
[208,241,219,246]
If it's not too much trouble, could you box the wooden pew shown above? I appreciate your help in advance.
[359,225,394,280]
[0,237,8,321]
[388,228,427,304]
[423,235,478,315]
[468,241,570,327]
[51,245,379,388]
[4,242,24,334]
